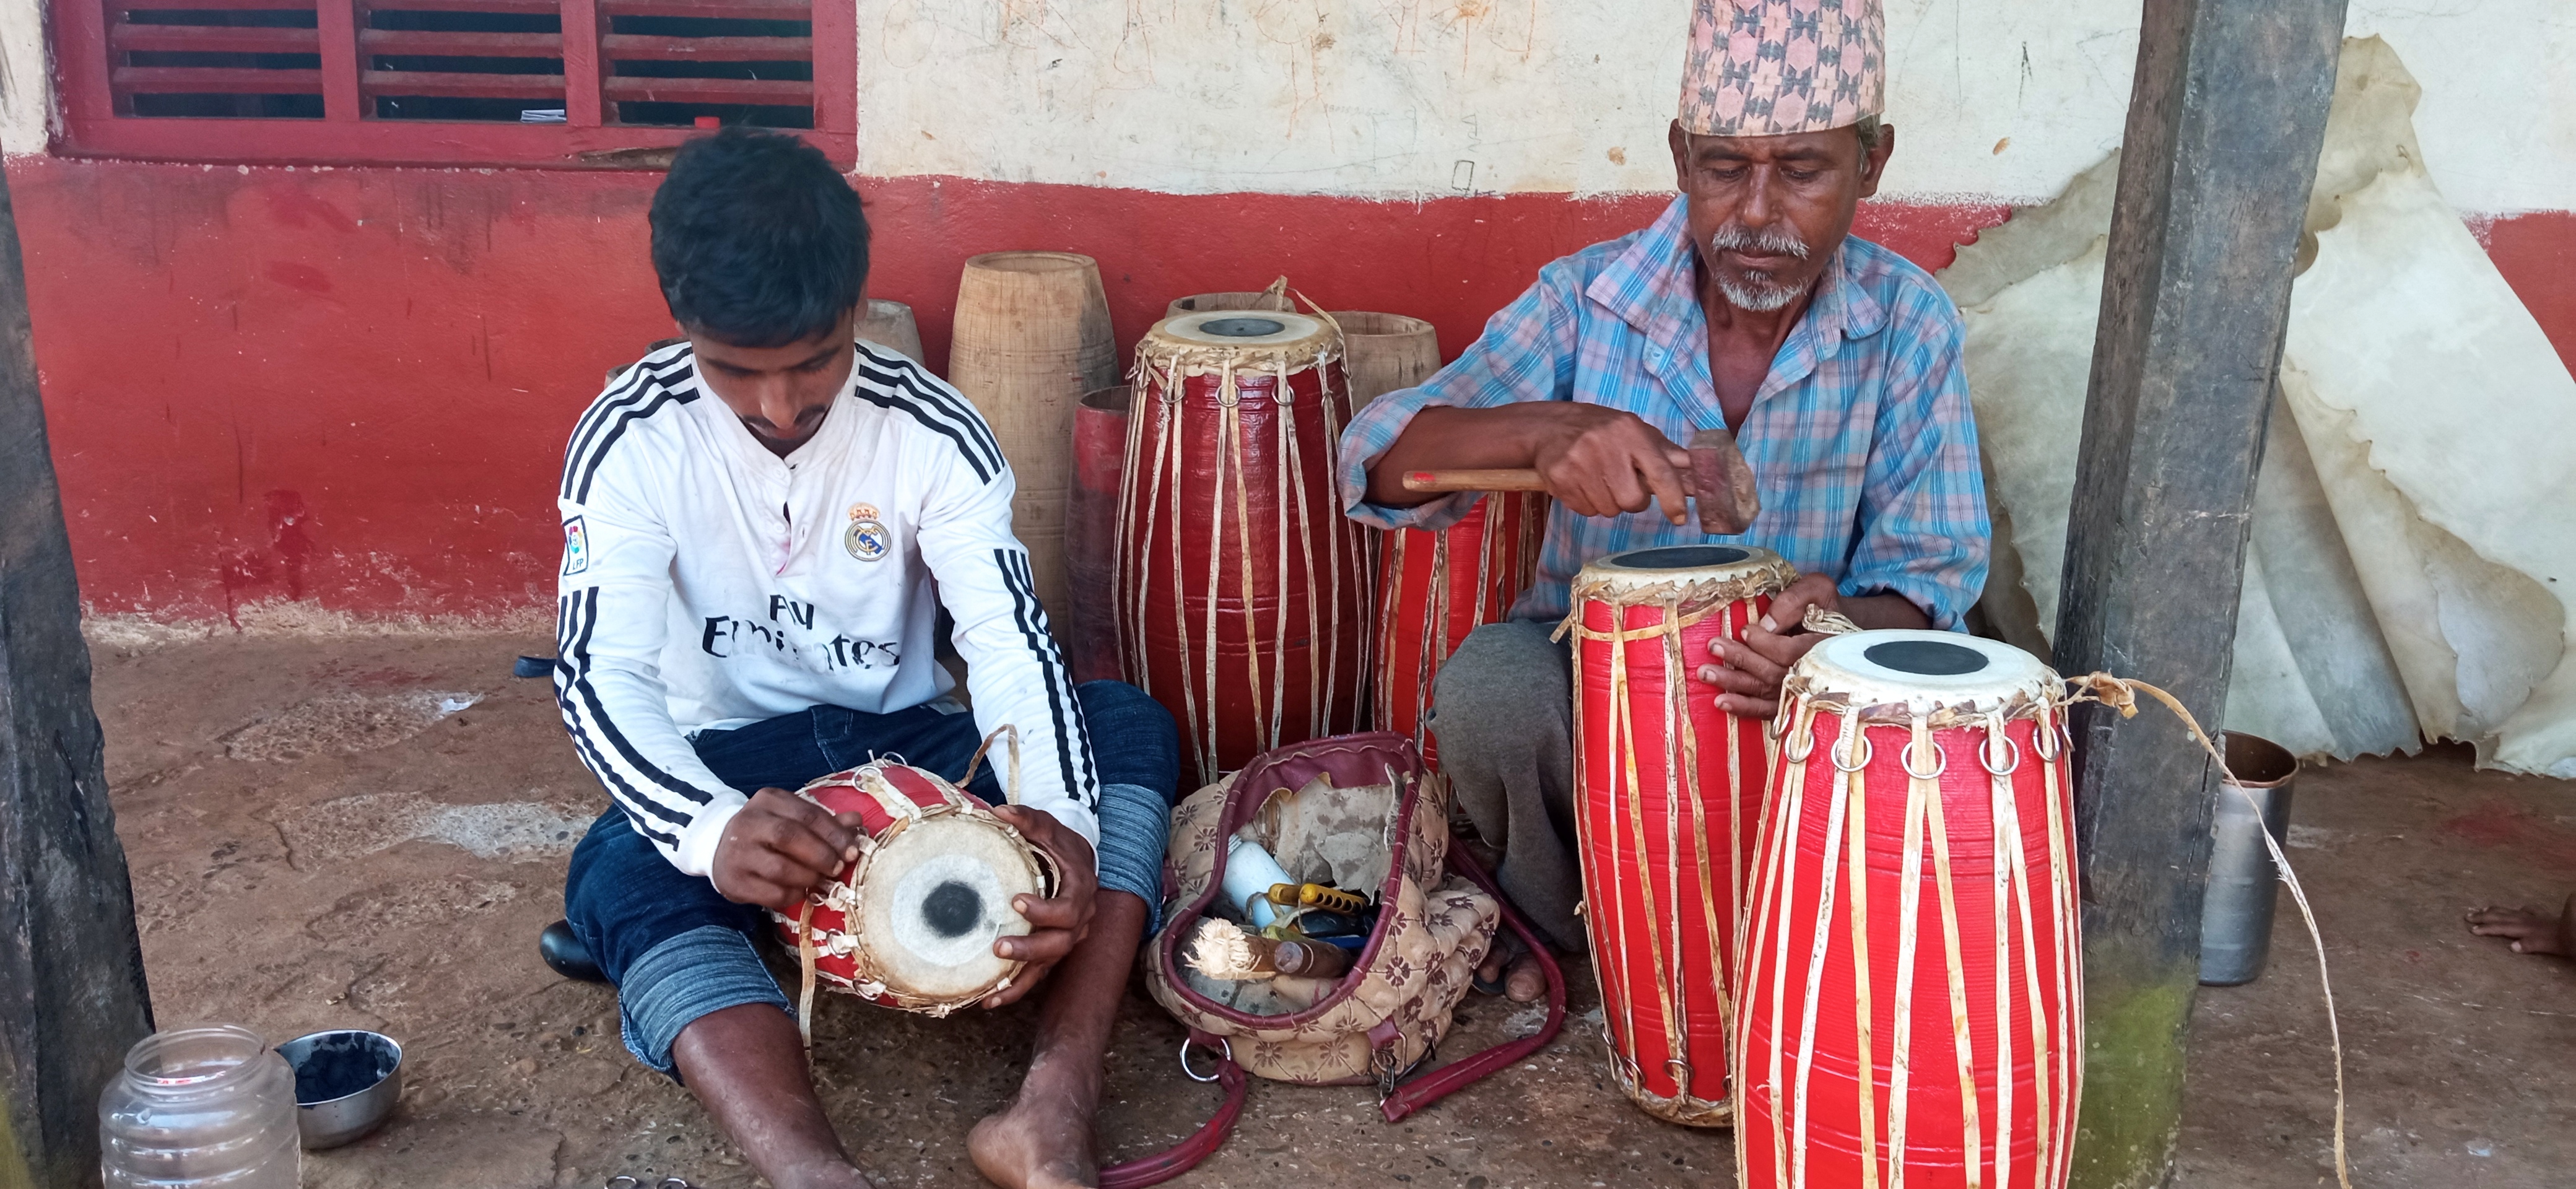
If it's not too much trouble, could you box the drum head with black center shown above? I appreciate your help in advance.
[855,814,1045,1003]
[1795,629,2056,715]
[1576,542,1794,604]
[1157,310,1333,351]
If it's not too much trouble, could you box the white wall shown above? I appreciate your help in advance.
[856,0,2576,214]
[0,0,51,157]
[5,0,2567,218]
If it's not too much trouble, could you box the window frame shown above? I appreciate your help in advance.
[50,0,856,168]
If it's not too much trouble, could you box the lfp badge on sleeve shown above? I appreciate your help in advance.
[561,516,590,576]
[845,503,889,562]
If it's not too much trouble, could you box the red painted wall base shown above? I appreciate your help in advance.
[7,154,2570,622]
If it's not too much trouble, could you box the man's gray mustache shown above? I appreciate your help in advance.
[1708,224,1811,260]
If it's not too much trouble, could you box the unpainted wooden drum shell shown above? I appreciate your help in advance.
[1329,310,1442,407]
[951,252,1118,614]
[856,298,926,366]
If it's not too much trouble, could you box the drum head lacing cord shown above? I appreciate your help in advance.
[2062,674,2354,1189]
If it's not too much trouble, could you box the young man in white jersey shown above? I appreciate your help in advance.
[543,128,1177,1189]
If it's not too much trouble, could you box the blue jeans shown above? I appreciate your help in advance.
[564,679,1180,1073]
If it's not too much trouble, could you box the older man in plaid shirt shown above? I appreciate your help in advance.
[1336,0,1988,1001]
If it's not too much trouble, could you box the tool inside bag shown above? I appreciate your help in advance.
[1100,733,1565,1189]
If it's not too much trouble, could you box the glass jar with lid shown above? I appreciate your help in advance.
[99,1024,302,1188]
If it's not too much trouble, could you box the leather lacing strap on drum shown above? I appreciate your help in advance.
[2060,674,2354,1189]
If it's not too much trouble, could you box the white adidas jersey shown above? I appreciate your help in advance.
[553,339,1099,878]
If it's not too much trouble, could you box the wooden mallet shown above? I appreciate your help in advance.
[1401,425,1762,534]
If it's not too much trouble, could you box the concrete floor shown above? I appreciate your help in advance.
[86,630,2576,1188]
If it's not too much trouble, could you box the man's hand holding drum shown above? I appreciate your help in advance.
[981,804,1099,1009]
[1694,573,1933,720]
[711,788,865,913]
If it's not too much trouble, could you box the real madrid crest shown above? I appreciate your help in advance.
[845,503,889,562]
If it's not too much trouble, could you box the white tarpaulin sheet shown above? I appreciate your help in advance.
[1946,37,2576,777]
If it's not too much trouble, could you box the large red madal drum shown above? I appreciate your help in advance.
[1115,310,1371,785]
[1567,544,1795,1126]
[1736,630,2082,1189]
[1371,491,1547,767]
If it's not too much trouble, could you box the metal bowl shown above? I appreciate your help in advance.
[278,1029,402,1149]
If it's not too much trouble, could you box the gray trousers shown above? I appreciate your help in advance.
[1430,620,1585,952]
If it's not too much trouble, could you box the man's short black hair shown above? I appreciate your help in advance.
[650,128,867,348]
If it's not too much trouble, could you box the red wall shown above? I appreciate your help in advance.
[8,154,2570,622]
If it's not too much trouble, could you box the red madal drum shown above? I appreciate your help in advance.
[1736,629,2082,1189]
[1115,310,1372,785]
[1372,490,1547,767]
[1567,543,1795,1126]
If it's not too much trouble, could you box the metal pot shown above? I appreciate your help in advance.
[277,1029,402,1149]
[2199,731,2300,986]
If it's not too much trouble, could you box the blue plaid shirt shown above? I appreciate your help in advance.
[1336,194,1989,628]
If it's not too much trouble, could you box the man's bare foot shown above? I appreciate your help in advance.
[1475,943,1548,1004]
[968,1073,1099,1189]
[2466,893,2576,957]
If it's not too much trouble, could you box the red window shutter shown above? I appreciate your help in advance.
[357,0,569,123]
[107,0,328,119]
[54,0,854,165]
[595,0,817,131]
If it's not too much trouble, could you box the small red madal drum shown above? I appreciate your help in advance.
[770,762,1056,1016]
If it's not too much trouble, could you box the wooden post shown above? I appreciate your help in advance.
[2056,1,2346,1185]
[0,170,155,1185]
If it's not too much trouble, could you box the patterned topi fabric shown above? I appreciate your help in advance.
[1679,0,1885,137]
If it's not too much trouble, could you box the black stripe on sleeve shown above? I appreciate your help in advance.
[563,352,694,499]
[898,372,1006,474]
[996,548,1093,808]
[563,587,716,808]
[852,351,1005,475]
[550,594,686,845]
[853,345,1004,471]
[568,378,698,504]
[850,386,995,484]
